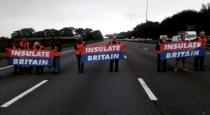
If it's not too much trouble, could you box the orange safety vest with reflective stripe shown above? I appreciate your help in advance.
[53,46,60,57]
[19,41,30,49]
[75,42,85,55]
[198,37,207,48]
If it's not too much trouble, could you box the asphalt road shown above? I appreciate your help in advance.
[0,41,162,115]
[125,41,210,115]
[1,40,210,115]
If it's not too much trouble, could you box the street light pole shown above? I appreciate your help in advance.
[146,0,149,22]
[126,13,136,29]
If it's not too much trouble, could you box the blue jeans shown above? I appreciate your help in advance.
[54,56,61,73]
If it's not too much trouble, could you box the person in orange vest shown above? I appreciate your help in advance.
[194,31,207,71]
[51,39,62,74]
[108,35,121,72]
[33,42,45,74]
[18,37,32,74]
[174,35,188,72]
[11,41,19,74]
[74,36,86,73]
[156,35,167,72]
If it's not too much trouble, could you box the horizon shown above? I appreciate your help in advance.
[0,0,209,37]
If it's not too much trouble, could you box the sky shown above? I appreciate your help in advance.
[0,0,209,37]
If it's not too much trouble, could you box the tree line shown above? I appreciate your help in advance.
[112,3,210,40]
[11,27,103,41]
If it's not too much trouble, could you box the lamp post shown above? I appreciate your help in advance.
[146,0,149,22]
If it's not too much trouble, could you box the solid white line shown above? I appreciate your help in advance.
[0,65,14,71]
[138,78,158,101]
[1,80,48,108]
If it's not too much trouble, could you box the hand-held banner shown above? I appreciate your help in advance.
[6,49,55,67]
[81,44,125,63]
[160,41,205,60]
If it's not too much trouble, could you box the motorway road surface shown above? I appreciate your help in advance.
[0,41,161,115]
[0,40,210,115]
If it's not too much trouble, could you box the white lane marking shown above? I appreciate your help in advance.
[61,49,74,54]
[138,78,158,101]
[0,49,74,71]
[144,48,149,51]
[0,65,14,71]
[1,80,48,108]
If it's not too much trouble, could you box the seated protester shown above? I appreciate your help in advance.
[174,35,188,72]
[33,42,45,74]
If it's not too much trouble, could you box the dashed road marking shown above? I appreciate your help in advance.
[138,78,158,101]
[61,49,74,54]
[0,65,14,71]
[144,48,149,51]
[1,80,48,108]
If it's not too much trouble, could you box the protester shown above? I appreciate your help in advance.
[18,37,32,74]
[108,35,121,72]
[33,41,45,74]
[174,35,188,72]
[194,31,207,71]
[156,35,167,72]
[74,36,86,73]
[11,41,19,74]
[51,39,62,74]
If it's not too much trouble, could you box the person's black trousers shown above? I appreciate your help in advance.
[76,55,84,73]
[110,60,119,72]
[194,56,205,71]
[157,54,167,72]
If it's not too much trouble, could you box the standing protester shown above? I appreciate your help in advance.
[156,35,167,72]
[194,31,207,71]
[174,35,188,72]
[11,41,19,74]
[51,39,62,74]
[33,41,44,74]
[75,36,86,73]
[18,37,32,74]
[108,35,121,72]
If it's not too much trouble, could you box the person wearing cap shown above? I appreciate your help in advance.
[33,41,45,74]
[74,36,86,73]
[108,35,121,72]
[194,31,207,71]
[174,35,188,72]
[156,35,167,72]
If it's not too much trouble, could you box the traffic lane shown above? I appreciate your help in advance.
[1,53,161,115]
[0,50,74,108]
[125,41,210,115]
[124,41,210,71]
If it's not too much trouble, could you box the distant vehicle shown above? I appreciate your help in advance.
[177,31,197,41]
[171,35,181,42]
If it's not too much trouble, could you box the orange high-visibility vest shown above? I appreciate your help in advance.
[75,42,85,55]
[19,41,30,49]
[198,37,207,48]
[54,46,60,57]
